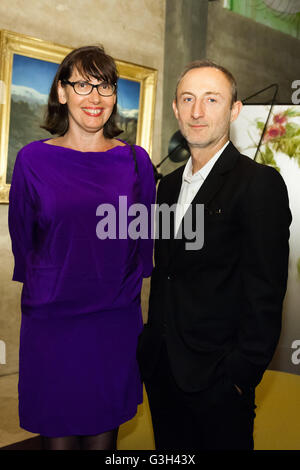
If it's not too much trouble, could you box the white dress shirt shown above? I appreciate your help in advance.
[175,141,229,234]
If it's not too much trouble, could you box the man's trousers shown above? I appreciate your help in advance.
[144,343,256,450]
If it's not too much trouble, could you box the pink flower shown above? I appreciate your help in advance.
[273,113,287,125]
[264,124,286,142]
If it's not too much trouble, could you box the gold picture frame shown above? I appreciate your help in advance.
[0,30,157,203]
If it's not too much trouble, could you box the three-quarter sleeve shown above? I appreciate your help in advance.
[136,147,156,278]
[8,152,37,283]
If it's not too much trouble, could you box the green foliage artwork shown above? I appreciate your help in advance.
[231,103,300,373]
[255,108,300,171]
[226,0,300,39]
[255,107,300,277]
[231,104,300,285]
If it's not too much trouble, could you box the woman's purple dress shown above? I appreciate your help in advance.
[8,140,156,437]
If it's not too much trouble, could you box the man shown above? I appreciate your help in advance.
[137,60,292,450]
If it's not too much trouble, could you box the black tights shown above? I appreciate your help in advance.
[42,428,118,450]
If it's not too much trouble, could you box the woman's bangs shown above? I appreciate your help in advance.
[75,57,115,85]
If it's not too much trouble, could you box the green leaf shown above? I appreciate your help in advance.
[256,121,265,130]
[273,137,300,159]
[285,123,300,138]
[256,150,266,165]
[264,145,274,164]
[257,147,280,172]
[285,108,300,118]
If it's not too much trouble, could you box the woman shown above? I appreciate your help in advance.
[8,46,156,450]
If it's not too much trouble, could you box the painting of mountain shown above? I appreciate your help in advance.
[7,84,51,183]
[6,54,141,184]
[7,54,58,184]
[116,79,140,145]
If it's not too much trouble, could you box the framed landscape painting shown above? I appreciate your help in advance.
[231,104,300,375]
[0,30,157,203]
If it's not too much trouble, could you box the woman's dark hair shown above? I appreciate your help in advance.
[41,45,122,138]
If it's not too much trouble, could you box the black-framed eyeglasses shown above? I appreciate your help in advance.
[62,80,116,96]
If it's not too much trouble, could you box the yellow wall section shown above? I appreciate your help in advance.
[254,370,300,450]
[117,371,300,450]
[118,387,155,450]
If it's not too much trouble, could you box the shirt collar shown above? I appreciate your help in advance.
[183,141,230,184]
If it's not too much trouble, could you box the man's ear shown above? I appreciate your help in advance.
[172,99,179,120]
[57,80,67,105]
[230,100,243,123]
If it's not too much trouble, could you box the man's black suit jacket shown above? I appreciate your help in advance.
[137,142,292,393]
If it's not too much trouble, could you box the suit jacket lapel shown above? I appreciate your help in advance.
[191,142,240,206]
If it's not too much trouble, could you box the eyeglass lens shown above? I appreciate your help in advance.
[74,82,114,96]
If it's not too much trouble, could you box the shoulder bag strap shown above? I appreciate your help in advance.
[130,144,138,174]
